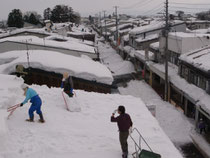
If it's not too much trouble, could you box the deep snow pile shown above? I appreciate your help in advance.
[0,74,183,158]
[0,50,113,85]
[98,42,135,76]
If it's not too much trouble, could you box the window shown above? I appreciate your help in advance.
[199,76,207,90]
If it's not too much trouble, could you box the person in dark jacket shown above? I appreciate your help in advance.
[111,105,133,158]
[61,72,74,97]
[20,84,45,123]
[198,118,206,134]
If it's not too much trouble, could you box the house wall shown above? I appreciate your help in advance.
[168,35,210,54]
[179,63,210,93]
[0,41,98,60]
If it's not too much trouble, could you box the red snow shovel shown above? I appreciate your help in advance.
[62,91,70,111]
[7,103,20,119]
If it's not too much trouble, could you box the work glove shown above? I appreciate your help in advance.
[20,103,23,107]
[112,109,117,115]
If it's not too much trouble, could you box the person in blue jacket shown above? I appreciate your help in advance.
[20,84,45,123]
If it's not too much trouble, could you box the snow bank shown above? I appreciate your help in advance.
[0,50,113,85]
[0,110,8,136]
[98,42,135,76]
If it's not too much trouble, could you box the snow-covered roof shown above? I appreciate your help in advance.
[169,32,210,39]
[46,34,94,47]
[179,46,210,72]
[135,50,154,61]
[71,24,93,35]
[150,42,159,50]
[123,45,154,61]
[0,35,96,54]
[190,29,210,34]
[0,74,183,158]
[123,34,129,41]
[98,42,135,76]
[135,34,159,43]
[186,20,210,24]
[119,28,132,34]
[123,46,136,57]
[109,23,133,32]
[0,50,113,85]
[130,20,184,36]
[0,28,51,39]
[67,31,93,36]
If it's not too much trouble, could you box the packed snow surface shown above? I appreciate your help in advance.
[0,74,183,158]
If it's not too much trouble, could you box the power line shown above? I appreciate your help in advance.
[121,0,154,9]
[169,6,210,10]
[170,2,210,6]
[140,4,164,15]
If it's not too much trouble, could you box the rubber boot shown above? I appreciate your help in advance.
[39,113,45,123]
[26,116,34,122]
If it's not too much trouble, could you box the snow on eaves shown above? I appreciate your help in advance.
[0,50,113,85]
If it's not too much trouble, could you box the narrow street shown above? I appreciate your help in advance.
[98,41,205,158]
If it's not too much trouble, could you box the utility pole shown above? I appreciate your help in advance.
[103,10,107,41]
[114,6,119,45]
[164,0,169,101]
[99,12,102,35]
[25,40,30,68]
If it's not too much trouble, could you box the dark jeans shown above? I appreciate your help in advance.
[119,131,129,153]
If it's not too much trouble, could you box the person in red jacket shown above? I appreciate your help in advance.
[111,105,133,158]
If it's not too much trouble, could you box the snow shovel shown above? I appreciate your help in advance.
[7,103,20,119]
[62,91,71,111]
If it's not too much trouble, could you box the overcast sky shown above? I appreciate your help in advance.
[0,0,210,20]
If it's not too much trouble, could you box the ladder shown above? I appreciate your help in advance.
[129,128,161,158]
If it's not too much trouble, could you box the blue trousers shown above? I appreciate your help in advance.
[28,95,42,119]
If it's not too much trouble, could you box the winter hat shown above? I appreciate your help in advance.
[21,83,28,90]
[118,105,125,114]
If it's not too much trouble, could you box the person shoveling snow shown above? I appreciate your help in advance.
[20,83,45,123]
